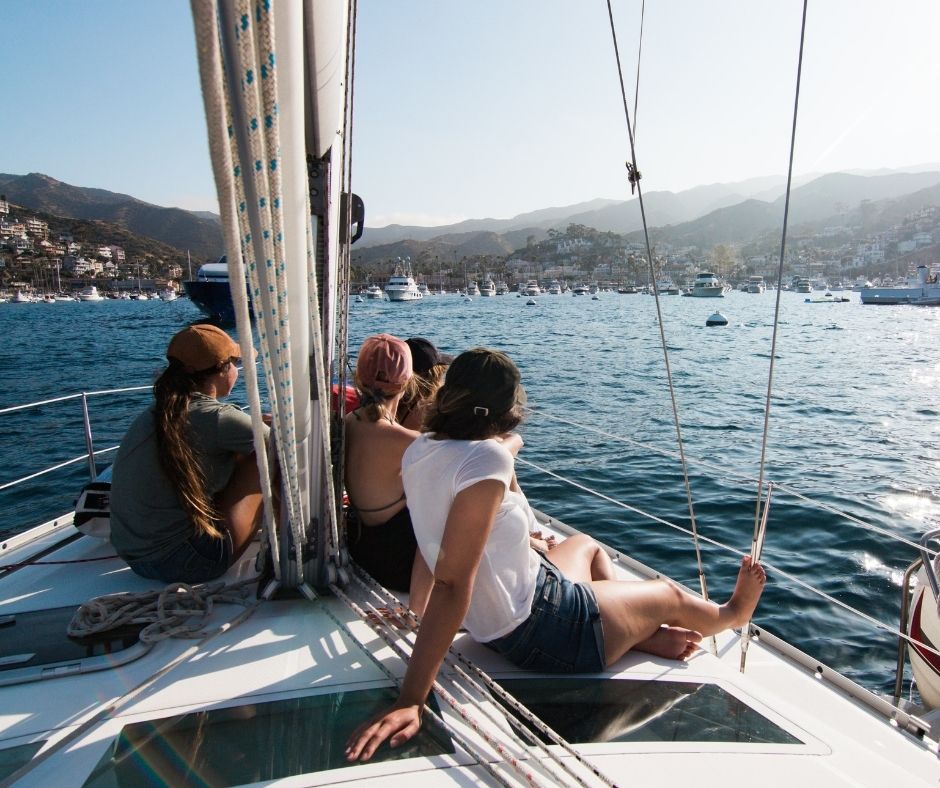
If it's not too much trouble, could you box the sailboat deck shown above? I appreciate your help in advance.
[1,517,937,786]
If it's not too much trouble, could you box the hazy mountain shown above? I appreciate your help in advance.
[361,198,620,246]
[0,173,222,259]
[632,170,940,247]
[359,174,823,246]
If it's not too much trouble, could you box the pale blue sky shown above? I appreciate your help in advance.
[3,1,938,227]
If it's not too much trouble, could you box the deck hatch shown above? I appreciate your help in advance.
[82,688,454,786]
[0,605,146,684]
[498,677,803,745]
[0,741,45,781]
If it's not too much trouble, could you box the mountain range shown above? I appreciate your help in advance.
[0,173,222,261]
[2,166,939,267]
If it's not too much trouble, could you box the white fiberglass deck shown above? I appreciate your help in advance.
[1,516,937,786]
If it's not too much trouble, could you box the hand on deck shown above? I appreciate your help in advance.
[345,702,423,762]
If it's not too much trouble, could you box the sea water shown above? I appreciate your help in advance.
[1,290,938,697]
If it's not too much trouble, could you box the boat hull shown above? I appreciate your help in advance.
[860,286,940,305]
[183,280,253,323]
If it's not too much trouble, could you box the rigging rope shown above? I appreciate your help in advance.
[349,566,618,787]
[605,0,713,621]
[68,576,258,643]
[191,0,282,580]
[740,0,810,672]
[524,405,935,557]
[516,455,940,661]
[223,0,308,581]
[331,573,619,787]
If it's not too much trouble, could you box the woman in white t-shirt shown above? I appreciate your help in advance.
[346,348,766,763]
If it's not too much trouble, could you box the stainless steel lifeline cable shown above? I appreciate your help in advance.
[740,0,810,673]
[604,0,714,629]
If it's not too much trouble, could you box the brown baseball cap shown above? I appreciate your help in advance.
[167,324,241,372]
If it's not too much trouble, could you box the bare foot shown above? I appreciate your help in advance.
[725,556,766,627]
[633,626,703,661]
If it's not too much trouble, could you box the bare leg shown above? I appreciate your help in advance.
[591,557,765,666]
[544,534,616,582]
[216,452,264,560]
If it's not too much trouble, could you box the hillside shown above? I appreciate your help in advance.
[0,173,222,259]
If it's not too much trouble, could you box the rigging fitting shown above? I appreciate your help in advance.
[625,161,641,194]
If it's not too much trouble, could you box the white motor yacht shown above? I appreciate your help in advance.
[365,284,384,299]
[747,276,766,294]
[77,286,105,302]
[547,280,562,295]
[385,270,423,301]
[467,281,481,297]
[860,265,940,305]
[524,280,541,296]
[690,271,726,297]
[479,280,495,297]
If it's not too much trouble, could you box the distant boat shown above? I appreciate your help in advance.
[747,276,766,294]
[524,280,541,296]
[466,281,481,297]
[159,287,178,301]
[795,277,813,293]
[690,271,726,298]
[655,278,680,295]
[479,280,495,297]
[852,276,874,291]
[11,290,30,303]
[547,280,562,295]
[77,286,104,302]
[385,269,423,302]
[572,283,589,296]
[365,284,384,299]
[495,281,509,295]
[860,265,940,306]
[183,257,252,323]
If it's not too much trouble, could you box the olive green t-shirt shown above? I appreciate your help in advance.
[109,393,267,562]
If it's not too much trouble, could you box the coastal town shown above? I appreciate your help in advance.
[2,187,938,300]
[0,195,184,298]
[355,204,940,294]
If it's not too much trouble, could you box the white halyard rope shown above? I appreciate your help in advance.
[328,580,619,787]
[223,0,308,579]
[348,567,618,787]
[191,0,282,578]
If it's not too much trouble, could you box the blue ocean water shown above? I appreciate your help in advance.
[1,290,938,697]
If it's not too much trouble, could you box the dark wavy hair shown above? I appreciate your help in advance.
[425,348,526,440]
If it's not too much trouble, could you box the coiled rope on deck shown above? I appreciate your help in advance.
[67,577,259,644]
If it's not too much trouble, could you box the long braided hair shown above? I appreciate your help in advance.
[153,359,229,538]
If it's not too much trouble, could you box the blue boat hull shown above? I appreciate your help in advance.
[183,280,252,324]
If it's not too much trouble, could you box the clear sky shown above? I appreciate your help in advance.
[3,1,938,227]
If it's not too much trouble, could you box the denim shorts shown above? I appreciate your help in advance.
[127,529,232,584]
[483,556,606,673]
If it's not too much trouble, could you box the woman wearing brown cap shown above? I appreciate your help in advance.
[110,324,268,583]
[344,334,421,592]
